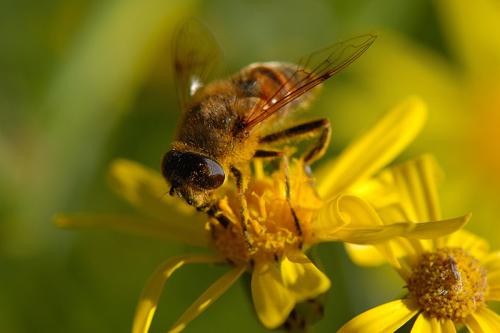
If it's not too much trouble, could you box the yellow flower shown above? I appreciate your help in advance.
[328,0,500,242]
[56,97,468,332]
[338,155,500,332]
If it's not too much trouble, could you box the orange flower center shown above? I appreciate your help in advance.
[407,247,488,321]
[209,163,322,266]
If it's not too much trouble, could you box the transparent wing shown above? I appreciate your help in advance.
[244,34,377,129]
[172,19,223,109]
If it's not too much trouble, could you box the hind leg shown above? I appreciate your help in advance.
[259,118,331,164]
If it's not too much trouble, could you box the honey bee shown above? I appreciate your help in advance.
[162,20,376,216]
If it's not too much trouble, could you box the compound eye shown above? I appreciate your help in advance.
[161,150,225,190]
[193,156,225,189]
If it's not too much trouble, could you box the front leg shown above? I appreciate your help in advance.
[230,166,253,250]
[204,203,231,228]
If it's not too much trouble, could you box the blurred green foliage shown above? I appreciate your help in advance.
[0,0,498,332]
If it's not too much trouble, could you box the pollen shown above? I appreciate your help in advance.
[407,247,488,321]
[209,163,322,266]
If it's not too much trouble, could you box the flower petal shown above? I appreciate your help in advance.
[345,238,421,270]
[484,251,500,300]
[355,155,444,224]
[444,229,490,259]
[327,217,467,244]
[441,318,457,333]
[338,298,419,333]
[482,250,500,272]
[314,195,468,244]
[317,97,427,199]
[487,271,500,301]
[324,223,414,244]
[280,254,331,302]
[351,171,402,215]
[464,306,500,333]
[411,313,456,333]
[132,255,224,333]
[391,155,443,222]
[108,159,196,219]
[315,194,383,236]
[403,214,470,239]
[169,265,245,333]
[410,313,434,333]
[55,213,210,247]
[344,243,387,266]
[251,262,295,329]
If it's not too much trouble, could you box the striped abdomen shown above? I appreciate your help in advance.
[232,62,317,113]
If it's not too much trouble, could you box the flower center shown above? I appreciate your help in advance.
[209,162,322,266]
[407,247,488,321]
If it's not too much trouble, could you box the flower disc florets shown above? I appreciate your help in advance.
[210,165,322,266]
[407,247,488,321]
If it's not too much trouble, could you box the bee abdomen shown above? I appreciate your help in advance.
[234,62,313,108]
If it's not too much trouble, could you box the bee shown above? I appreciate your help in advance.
[162,20,376,216]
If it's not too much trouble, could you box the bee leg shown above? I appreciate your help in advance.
[253,149,283,158]
[259,118,331,164]
[253,150,303,244]
[281,154,303,245]
[230,166,253,250]
[204,204,231,228]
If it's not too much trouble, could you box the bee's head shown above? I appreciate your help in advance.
[161,150,225,207]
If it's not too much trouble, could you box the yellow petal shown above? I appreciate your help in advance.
[55,213,210,248]
[410,314,434,333]
[350,170,401,212]
[442,318,457,333]
[317,97,427,199]
[488,279,500,301]
[464,306,500,333]
[280,254,330,302]
[355,155,444,224]
[344,243,387,266]
[325,223,414,244]
[132,255,224,333]
[169,265,245,333]
[484,251,500,301]
[338,298,419,333]
[482,251,500,272]
[404,214,470,239]
[108,159,196,219]
[391,155,443,222]
[328,217,467,244]
[436,0,500,77]
[315,195,383,236]
[315,195,467,244]
[345,238,421,269]
[285,250,313,264]
[411,313,456,333]
[251,262,295,329]
[375,241,409,271]
[314,194,389,243]
[444,229,490,259]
